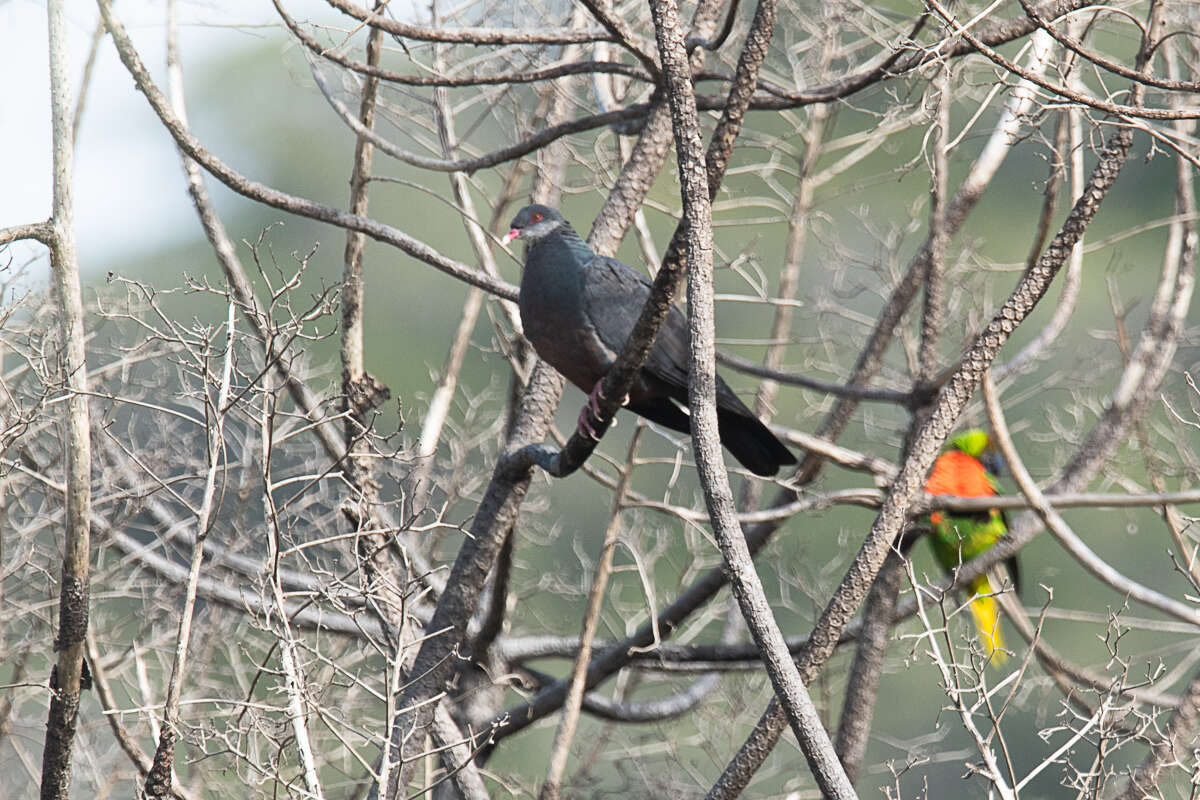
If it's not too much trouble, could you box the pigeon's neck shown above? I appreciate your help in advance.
[531,223,592,269]
[522,225,592,292]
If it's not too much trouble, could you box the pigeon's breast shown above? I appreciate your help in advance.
[519,259,610,391]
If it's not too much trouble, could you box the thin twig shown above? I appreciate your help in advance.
[906,556,1017,799]
[142,295,236,799]
[540,428,643,800]
[262,373,326,800]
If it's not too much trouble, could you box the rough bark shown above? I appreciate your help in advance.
[40,2,93,798]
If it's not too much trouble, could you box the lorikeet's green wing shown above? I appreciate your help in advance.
[925,430,1017,664]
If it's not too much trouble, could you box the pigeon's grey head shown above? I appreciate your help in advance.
[502,204,566,245]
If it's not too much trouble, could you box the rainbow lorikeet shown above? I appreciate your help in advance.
[924,430,1020,663]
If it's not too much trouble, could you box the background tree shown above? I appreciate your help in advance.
[2,0,1198,797]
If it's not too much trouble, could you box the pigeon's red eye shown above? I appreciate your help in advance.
[530,212,543,223]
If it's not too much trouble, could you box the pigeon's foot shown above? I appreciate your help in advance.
[589,380,630,411]
[576,380,630,441]
[576,403,601,441]
[578,380,606,440]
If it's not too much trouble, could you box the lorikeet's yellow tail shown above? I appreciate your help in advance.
[968,594,1006,664]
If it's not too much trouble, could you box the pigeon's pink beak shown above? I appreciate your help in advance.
[501,228,520,245]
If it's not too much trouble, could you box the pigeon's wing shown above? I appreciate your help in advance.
[580,254,797,476]
[581,255,692,392]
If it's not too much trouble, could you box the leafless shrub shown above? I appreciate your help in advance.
[3,0,1199,797]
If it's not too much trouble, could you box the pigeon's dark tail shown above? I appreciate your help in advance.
[717,410,797,477]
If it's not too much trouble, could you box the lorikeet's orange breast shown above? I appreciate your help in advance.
[926,450,996,525]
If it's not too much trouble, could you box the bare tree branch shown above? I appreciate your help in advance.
[710,92,1136,800]
[39,3,93,797]
[96,0,516,300]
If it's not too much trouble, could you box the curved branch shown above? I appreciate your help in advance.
[926,0,1200,121]
[96,0,517,301]
[275,0,651,88]
[0,221,53,246]
[523,667,722,722]
[982,375,1200,628]
[1015,0,1200,93]
[686,0,740,52]
[322,0,614,45]
[498,620,864,672]
[307,56,653,174]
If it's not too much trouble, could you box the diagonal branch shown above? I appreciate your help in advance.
[390,0,795,773]
[709,117,1136,800]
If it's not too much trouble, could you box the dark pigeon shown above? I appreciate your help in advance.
[503,204,797,477]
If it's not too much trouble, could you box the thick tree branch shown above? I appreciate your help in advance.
[0,221,53,247]
[39,3,93,797]
[649,0,854,792]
